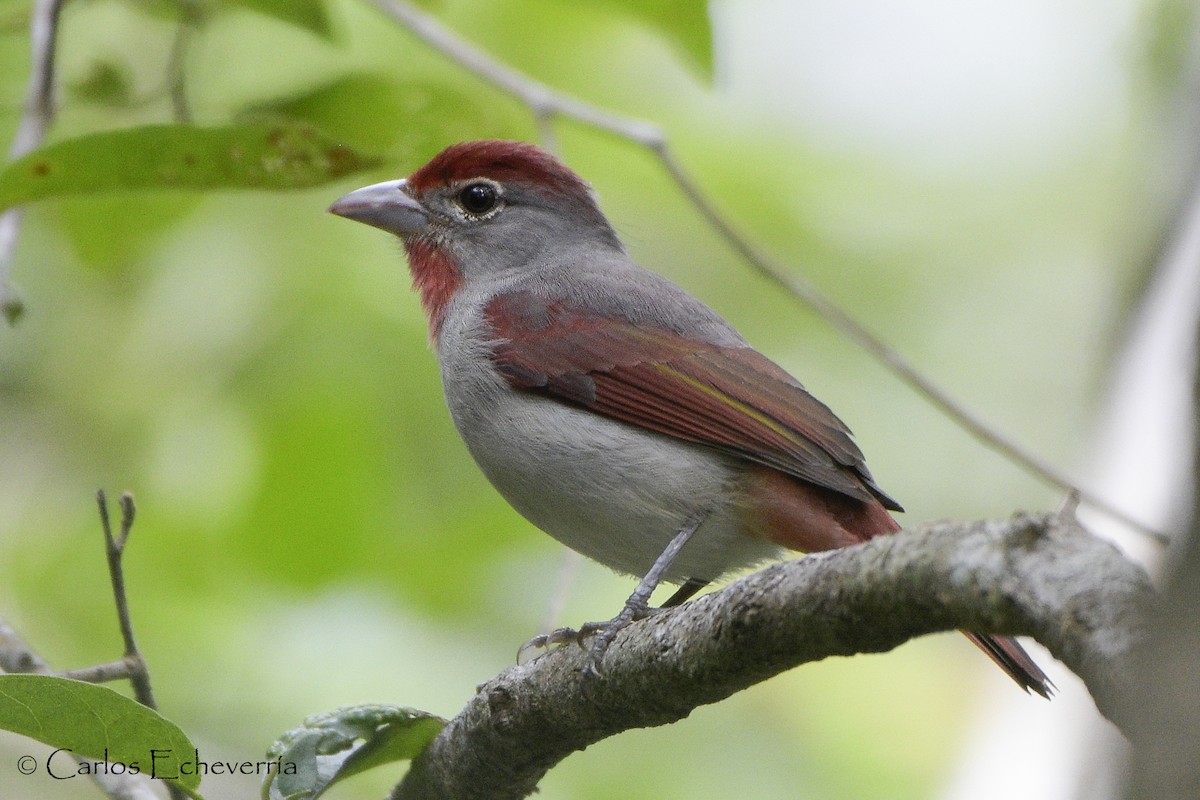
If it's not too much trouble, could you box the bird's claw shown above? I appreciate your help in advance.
[518,600,661,678]
[517,625,591,663]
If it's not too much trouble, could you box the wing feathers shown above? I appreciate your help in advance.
[485,290,901,510]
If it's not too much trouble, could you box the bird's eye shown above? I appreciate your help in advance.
[458,182,498,215]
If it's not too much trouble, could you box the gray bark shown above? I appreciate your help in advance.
[393,512,1155,800]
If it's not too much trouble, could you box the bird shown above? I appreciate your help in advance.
[328,139,1053,697]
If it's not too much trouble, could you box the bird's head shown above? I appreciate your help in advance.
[330,141,621,337]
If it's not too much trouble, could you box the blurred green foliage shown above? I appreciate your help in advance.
[0,0,1188,798]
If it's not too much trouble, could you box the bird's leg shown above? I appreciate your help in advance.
[661,577,709,608]
[518,513,709,677]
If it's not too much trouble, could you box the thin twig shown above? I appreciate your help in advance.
[360,0,1168,544]
[60,657,139,684]
[96,490,159,710]
[96,491,186,800]
[361,0,664,144]
[0,0,64,323]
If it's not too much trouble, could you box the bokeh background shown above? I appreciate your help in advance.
[0,0,1194,797]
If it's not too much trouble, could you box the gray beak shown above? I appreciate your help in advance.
[328,179,428,238]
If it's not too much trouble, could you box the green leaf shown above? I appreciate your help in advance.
[263,704,445,800]
[70,60,136,107]
[242,74,487,157]
[0,124,381,211]
[600,0,713,79]
[0,675,202,793]
[220,0,332,38]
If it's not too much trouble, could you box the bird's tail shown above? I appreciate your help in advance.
[961,631,1055,698]
[748,477,1056,698]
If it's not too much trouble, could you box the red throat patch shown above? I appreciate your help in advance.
[404,239,462,340]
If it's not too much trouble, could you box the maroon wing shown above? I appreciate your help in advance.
[484,290,902,511]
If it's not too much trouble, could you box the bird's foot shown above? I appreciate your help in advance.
[516,625,592,663]
[579,595,661,679]
[517,596,660,679]
[518,515,708,678]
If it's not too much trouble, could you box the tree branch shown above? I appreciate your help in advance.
[392,512,1154,800]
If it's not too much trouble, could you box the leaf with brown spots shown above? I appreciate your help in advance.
[0,123,381,211]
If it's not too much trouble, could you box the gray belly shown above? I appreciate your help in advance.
[444,372,782,581]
